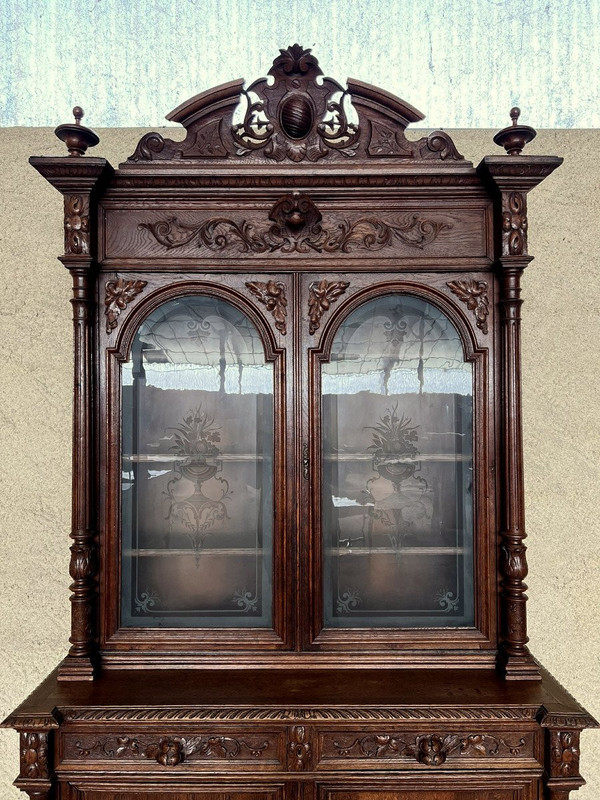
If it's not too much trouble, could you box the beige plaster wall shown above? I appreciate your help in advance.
[0,127,598,797]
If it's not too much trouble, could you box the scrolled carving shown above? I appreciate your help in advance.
[308,279,349,334]
[76,736,140,758]
[330,732,530,761]
[64,194,90,255]
[414,130,465,161]
[245,280,287,334]
[20,732,49,780]
[105,277,148,333]
[502,191,528,255]
[289,726,311,771]
[141,209,451,256]
[447,279,490,334]
[231,44,360,162]
[128,132,166,162]
[550,731,581,778]
[367,123,464,161]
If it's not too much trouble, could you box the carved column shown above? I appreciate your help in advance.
[30,158,113,680]
[478,155,562,680]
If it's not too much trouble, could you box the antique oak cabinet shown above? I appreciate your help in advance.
[3,45,596,800]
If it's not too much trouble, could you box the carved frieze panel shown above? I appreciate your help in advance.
[63,732,281,767]
[104,203,483,262]
[319,731,533,766]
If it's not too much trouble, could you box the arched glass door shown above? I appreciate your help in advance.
[322,294,474,628]
[120,295,273,627]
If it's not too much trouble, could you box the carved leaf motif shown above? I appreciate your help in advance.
[105,278,148,333]
[308,279,350,334]
[20,732,49,780]
[502,191,528,255]
[551,731,581,777]
[447,279,490,334]
[245,280,287,334]
[64,194,90,255]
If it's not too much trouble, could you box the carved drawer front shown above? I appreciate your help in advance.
[316,728,536,770]
[61,730,285,771]
[72,790,282,800]
[324,792,519,800]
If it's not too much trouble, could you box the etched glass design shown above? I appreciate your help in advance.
[121,296,273,627]
[322,294,474,627]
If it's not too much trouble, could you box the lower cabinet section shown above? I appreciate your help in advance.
[59,778,539,800]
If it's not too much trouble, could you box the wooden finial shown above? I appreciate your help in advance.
[493,107,536,155]
[55,106,100,156]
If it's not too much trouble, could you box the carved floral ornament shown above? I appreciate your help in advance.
[105,277,147,333]
[127,44,464,164]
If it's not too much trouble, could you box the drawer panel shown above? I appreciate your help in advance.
[61,730,285,771]
[315,728,537,770]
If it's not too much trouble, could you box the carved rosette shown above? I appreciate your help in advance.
[105,278,147,333]
[308,279,349,334]
[550,731,581,778]
[246,280,287,334]
[288,726,311,771]
[64,194,90,255]
[20,733,49,780]
[502,192,528,255]
[447,279,490,334]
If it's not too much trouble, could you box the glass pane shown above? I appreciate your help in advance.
[322,294,474,627]
[121,295,273,627]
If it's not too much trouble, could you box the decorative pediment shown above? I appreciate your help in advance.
[127,45,464,165]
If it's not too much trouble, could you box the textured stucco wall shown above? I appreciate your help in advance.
[0,126,598,797]
[2,0,599,128]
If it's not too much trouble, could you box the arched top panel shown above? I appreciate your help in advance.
[112,282,281,366]
[126,44,466,166]
[315,282,481,366]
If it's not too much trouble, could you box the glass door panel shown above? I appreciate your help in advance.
[121,295,273,627]
[322,294,474,627]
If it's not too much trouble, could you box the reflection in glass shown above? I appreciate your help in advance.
[322,294,474,627]
[121,296,273,627]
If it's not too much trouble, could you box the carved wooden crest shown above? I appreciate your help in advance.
[127,45,464,165]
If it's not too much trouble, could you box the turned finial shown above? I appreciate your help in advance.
[493,107,536,155]
[54,106,100,156]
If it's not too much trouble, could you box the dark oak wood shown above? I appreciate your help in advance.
[4,44,596,800]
